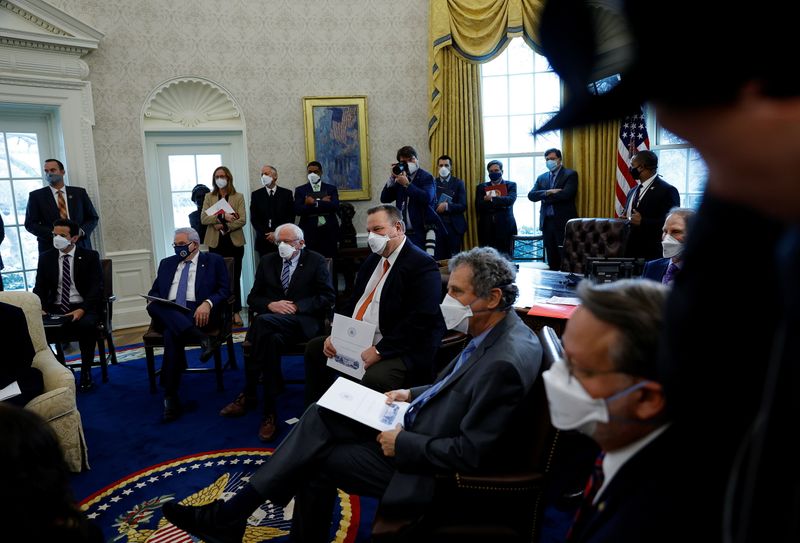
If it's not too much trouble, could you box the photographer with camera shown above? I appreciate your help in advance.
[380,146,448,259]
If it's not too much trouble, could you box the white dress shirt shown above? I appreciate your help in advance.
[626,173,658,217]
[352,237,406,345]
[281,249,302,285]
[56,246,83,304]
[167,250,200,302]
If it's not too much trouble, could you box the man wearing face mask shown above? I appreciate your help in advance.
[219,223,336,442]
[542,279,685,542]
[33,219,103,391]
[622,151,680,261]
[476,160,518,256]
[162,246,542,542]
[641,208,695,285]
[249,164,295,259]
[434,155,467,256]
[146,228,230,422]
[528,148,579,271]
[303,204,445,405]
[294,161,340,258]
[25,159,100,254]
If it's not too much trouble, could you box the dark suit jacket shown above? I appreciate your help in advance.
[251,186,295,256]
[383,310,543,511]
[33,247,102,314]
[339,240,445,382]
[624,176,680,261]
[0,302,35,389]
[148,252,230,315]
[294,182,340,257]
[641,257,669,282]
[0,214,4,272]
[435,175,468,235]
[247,249,336,338]
[25,186,99,253]
[476,180,518,251]
[381,169,446,249]
[528,167,579,234]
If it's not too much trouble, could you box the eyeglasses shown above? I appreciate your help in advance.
[563,355,623,380]
[278,238,300,244]
[172,241,195,247]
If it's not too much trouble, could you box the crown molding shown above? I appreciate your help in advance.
[0,0,103,55]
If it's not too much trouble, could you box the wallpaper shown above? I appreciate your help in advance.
[47,0,431,252]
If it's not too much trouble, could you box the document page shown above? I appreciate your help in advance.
[140,294,192,313]
[326,313,376,380]
[204,198,235,216]
[0,381,21,401]
[317,377,409,431]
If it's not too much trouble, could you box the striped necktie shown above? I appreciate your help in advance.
[57,190,68,219]
[662,262,679,285]
[60,254,72,313]
[566,452,606,541]
[281,260,292,292]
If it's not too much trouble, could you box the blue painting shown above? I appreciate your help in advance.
[312,105,362,191]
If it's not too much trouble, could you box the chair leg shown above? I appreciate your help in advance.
[213,348,224,392]
[97,337,109,383]
[107,335,118,364]
[145,345,157,394]
[55,342,66,365]
[225,336,237,370]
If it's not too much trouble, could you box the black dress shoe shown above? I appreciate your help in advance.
[163,396,182,422]
[198,336,216,363]
[79,374,95,392]
[162,500,246,543]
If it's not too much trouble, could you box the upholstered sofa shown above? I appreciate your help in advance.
[0,291,89,471]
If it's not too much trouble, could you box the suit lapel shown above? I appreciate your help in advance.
[44,187,60,217]
[194,252,206,298]
[287,250,307,292]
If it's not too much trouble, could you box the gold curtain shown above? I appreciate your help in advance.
[562,120,620,218]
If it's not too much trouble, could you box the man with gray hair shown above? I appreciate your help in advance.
[219,223,336,442]
[162,246,543,542]
[642,207,696,285]
[147,227,230,422]
[250,164,295,259]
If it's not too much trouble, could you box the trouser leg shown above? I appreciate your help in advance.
[361,356,407,393]
[303,335,332,406]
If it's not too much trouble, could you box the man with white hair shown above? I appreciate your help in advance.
[147,227,230,422]
[219,223,336,441]
[250,164,295,259]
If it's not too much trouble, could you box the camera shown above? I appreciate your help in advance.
[392,162,409,176]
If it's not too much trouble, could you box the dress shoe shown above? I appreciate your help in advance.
[198,336,217,363]
[162,500,245,543]
[163,396,182,422]
[79,373,95,392]
[219,393,256,417]
[258,414,277,442]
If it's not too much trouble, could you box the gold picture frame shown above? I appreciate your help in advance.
[302,96,371,201]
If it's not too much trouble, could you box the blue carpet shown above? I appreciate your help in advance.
[70,341,376,542]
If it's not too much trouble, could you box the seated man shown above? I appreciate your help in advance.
[147,227,229,422]
[33,218,103,391]
[641,207,696,285]
[0,302,41,406]
[163,246,543,542]
[304,204,445,404]
[542,279,688,542]
[219,223,336,441]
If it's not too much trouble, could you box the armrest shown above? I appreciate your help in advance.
[441,470,546,492]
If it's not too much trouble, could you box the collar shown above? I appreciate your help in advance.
[50,184,66,195]
[61,245,77,258]
[384,236,407,266]
[284,248,302,265]
[639,173,657,189]
[184,250,200,266]
[550,166,562,177]
[598,423,670,502]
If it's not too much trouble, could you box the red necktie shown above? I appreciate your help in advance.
[565,452,606,541]
[355,259,390,321]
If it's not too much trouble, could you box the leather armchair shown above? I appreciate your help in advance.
[560,218,629,274]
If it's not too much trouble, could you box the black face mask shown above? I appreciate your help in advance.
[629,166,641,180]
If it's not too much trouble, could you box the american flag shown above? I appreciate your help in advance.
[615,110,650,217]
[147,522,194,542]
[331,106,356,144]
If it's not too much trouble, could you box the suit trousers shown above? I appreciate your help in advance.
[303,335,408,406]
[147,301,202,396]
[246,404,395,542]
[48,303,98,375]
[244,314,309,415]
[542,216,563,271]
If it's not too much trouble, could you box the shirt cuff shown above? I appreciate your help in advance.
[204,299,213,309]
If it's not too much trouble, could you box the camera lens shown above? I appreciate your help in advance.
[392,163,407,175]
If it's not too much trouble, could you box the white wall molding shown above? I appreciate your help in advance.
[0,0,103,54]
[106,250,153,330]
[142,76,242,130]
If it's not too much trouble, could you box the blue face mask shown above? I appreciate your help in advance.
[546,159,559,172]
[488,171,502,182]
[174,243,193,259]
[47,173,64,185]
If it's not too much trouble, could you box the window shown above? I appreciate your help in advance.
[648,113,707,209]
[481,38,562,234]
[167,153,221,228]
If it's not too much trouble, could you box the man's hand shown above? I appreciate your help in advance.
[305,195,316,205]
[266,231,276,243]
[377,424,403,457]
[484,192,494,201]
[361,346,382,368]
[267,300,297,315]
[546,188,562,196]
[630,210,642,226]
[385,389,410,404]
[322,195,332,202]
[66,308,85,322]
[194,301,211,327]
[395,172,410,187]
[322,336,337,358]
[436,202,448,213]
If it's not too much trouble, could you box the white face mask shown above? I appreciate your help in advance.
[439,166,450,178]
[261,174,274,187]
[661,234,683,259]
[307,172,321,185]
[278,241,297,260]
[214,177,228,189]
[367,231,390,254]
[53,235,71,250]
[407,161,418,175]
[440,294,473,334]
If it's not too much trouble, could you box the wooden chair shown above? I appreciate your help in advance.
[143,256,237,393]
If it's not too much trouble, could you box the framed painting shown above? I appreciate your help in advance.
[302,96,370,201]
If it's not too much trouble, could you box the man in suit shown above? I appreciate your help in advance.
[0,301,41,406]
[543,279,676,542]
[476,160,518,256]
[250,164,295,259]
[147,227,230,422]
[641,207,695,285]
[294,161,339,258]
[0,214,4,290]
[25,159,99,254]
[303,204,445,404]
[622,151,680,261]
[528,148,579,270]
[219,223,336,441]
[162,246,543,542]
[434,154,467,256]
[380,146,447,258]
[33,218,103,391]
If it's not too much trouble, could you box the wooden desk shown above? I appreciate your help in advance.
[514,264,580,335]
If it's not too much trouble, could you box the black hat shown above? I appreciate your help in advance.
[536,0,797,134]
[191,184,211,206]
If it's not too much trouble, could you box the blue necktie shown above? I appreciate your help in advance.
[662,262,679,285]
[175,261,191,307]
[404,339,478,428]
[281,260,292,292]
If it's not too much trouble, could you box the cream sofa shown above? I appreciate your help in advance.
[0,291,89,471]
